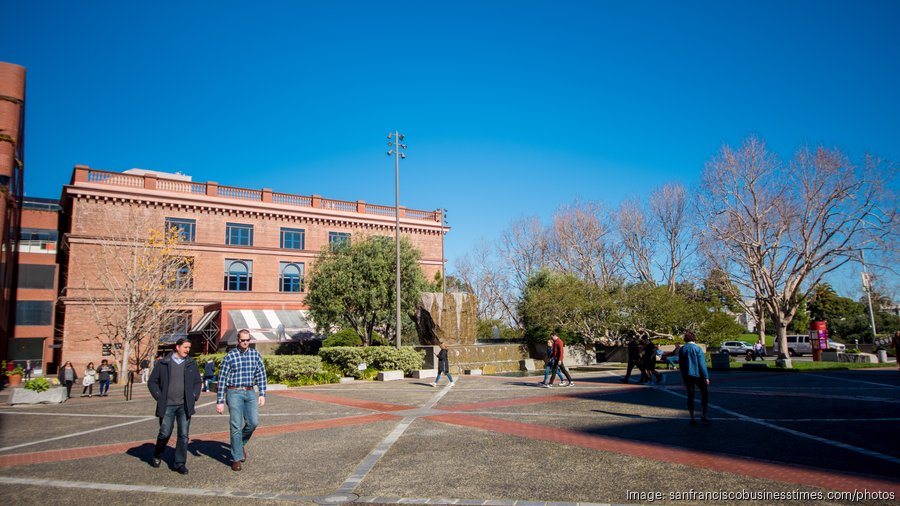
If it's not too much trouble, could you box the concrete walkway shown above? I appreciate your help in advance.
[1,367,899,505]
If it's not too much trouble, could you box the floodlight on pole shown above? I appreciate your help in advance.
[387,131,406,349]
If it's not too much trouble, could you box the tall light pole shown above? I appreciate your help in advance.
[387,132,406,348]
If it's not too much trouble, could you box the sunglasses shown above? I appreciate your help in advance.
[239,339,251,343]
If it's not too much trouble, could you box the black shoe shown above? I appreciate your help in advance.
[150,457,161,468]
[174,465,189,475]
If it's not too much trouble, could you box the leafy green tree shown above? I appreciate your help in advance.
[520,270,619,345]
[306,236,426,346]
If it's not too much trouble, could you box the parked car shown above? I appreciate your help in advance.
[773,334,812,356]
[719,340,754,356]
[828,340,846,352]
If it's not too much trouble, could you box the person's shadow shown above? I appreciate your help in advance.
[125,439,231,467]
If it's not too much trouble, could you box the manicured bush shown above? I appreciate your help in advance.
[322,329,363,347]
[319,346,425,378]
[196,352,336,385]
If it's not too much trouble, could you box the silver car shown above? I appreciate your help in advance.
[719,340,754,356]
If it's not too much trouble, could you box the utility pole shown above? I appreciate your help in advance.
[860,250,878,343]
[387,132,406,348]
[441,208,447,293]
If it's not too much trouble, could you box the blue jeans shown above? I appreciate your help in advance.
[203,376,214,392]
[98,380,111,395]
[226,388,259,462]
[665,356,678,369]
[542,362,565,383]
[435,371,453,384]
[154,404,190,467]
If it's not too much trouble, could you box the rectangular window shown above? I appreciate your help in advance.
[15,301,53,326]
[166,257,194,289]
[19,228,58,243]
[279,262,305,292]
[280,228,305,250]
[226,223,254,246]
[328,232,351,251]
[224,259,253,291]
[165,217,196,242]
[161,312,192,342]
[17,264,56,289]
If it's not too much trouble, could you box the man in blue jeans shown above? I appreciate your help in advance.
[216,329,267,471]
[148,338,202,474]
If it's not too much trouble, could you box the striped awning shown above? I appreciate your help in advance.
[189,310,219,333]
[224,309,319,345]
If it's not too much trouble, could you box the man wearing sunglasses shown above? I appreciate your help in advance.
[216,329,268,471]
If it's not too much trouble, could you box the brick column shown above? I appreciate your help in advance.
[311,195,322,208]
[206,181,218,197]
[72,165,90,183]
[356,200,366,213]
[262,188,273,203]
[143,173,158,190]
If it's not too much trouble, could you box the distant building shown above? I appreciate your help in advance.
[57,166,448,368]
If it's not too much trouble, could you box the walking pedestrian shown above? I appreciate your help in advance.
[620,337,645,383]
[97,359,114,396]
[57,361,77,399]
[24,360,33,381]
[202,358,216,392]
[140,357,151,383]
[540,339,565,386]
[216,329,267,471]
[429,342,455,387]
[678,331,711,426]
[546,334,573,387]
[642,338,663,384]
[81,362,97,397]
[147,338,202,475]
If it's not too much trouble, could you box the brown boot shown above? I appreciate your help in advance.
[231,461,242,471]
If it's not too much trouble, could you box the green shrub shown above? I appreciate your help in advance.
[24,377,51,393]
[319,346,425,378]
[322,329,363,347]
[262,355,324,382]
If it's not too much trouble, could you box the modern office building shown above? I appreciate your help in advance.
[57,165,447,367]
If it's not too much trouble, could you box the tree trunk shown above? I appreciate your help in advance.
[756,302,766,347]
[775,321,792,369]
[120,341,131,385]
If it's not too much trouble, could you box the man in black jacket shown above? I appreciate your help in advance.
[147,338,202,474]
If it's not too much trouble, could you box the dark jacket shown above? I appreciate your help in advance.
[57,367,78,383]
[437,348,449,373]
[203,360,215,378]
[148,354,202,418]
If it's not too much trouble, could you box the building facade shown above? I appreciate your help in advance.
[59,165,447,369]
[11,198,61,374]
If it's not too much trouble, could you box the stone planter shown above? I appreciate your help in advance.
[10,386,67,405]
[822,351,839,362]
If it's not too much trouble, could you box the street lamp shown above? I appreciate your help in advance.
[860,249,878,344]
[387,132,406,348]
[441,208,448,293]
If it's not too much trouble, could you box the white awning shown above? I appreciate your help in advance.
[189,310,219,333]
[223,309,320,345]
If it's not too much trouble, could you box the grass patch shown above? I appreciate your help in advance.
[725,359,888,371]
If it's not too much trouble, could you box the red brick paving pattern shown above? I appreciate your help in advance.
[2,378,898,496]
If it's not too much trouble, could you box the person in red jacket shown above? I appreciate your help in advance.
[546,334,574,387]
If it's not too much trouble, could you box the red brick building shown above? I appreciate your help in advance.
[58,166,447,368]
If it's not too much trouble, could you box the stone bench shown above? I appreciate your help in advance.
[10,387,67,405]
[377,370,404,381]
[411,369,437,379]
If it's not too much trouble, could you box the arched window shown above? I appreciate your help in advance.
[279,262,304,293]
[224,259,252,291]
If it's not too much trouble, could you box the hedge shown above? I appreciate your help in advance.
[196,353,333,384]
[318,346,425,378]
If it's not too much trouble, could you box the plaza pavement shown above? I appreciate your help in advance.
[0,366,899,505]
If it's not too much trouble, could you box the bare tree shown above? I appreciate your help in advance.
[548,201,623,287]
[497,216,551,294]
[698,137,897,367]
[650,182,694,292]
[455,239,518,325]
[616,197,655,284]
[77,209,195,382]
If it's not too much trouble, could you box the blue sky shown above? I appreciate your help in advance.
[3,1,899,295]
